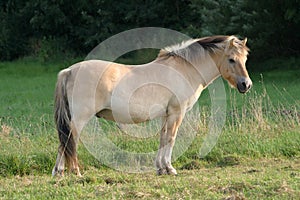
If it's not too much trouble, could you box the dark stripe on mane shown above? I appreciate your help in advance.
[197,35,229,51]
[158,35,232,59]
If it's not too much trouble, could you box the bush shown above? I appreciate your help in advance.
[30,37,75,63]
[0,0,299,61]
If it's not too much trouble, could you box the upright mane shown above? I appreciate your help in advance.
[157,35,249,62]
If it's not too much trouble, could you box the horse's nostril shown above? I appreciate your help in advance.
[237,78,252,93]
[242,82,246,88]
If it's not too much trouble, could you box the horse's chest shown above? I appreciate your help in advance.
[185,96,198,111]
[185,88,202,111]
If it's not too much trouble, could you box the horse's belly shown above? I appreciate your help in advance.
[108,84,171,123]
[110,103,167,124]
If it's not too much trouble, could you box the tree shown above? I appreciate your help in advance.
[187,0,300,60]
[0,0,299,61]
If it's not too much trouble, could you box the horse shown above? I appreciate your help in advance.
[52,35,252,176]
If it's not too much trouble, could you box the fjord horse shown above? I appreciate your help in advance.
[52,35,252,176]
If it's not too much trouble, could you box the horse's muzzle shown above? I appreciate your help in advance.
[237,77,252,93]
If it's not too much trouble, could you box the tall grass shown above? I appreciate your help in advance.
[1,81,298,177]
[0,58,299,177]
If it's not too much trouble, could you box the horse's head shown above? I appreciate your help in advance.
[218,37,252,93]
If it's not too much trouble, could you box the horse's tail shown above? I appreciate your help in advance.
[54,69,75,168]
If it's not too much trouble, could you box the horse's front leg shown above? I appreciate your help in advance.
[156,117,168,175]
[156,113,183,175]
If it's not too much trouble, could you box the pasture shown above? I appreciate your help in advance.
[0,57,299,199]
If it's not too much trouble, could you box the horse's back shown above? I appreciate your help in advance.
[66,59,129,88]
[68,60,120,75]
[60,60,128,117]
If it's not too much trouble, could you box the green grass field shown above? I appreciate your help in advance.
[0,57,299,199]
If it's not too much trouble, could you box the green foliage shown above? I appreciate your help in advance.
[1,0,298,61]
[237,0,300,59]
[188,0,300,60]
[31,37,75,63]
[0,1,32,60]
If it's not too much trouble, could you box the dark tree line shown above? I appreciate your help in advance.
[0,0,299,61]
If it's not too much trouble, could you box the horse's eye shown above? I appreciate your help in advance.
[229,59,235,64]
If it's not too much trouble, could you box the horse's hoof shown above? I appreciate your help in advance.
[52,167,64,177]
[72,168,82,177]
[166,167,177,176]
[156,168,167,175]
[52,168,57,177]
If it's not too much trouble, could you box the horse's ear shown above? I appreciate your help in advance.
[228,38,235,48]
[242,38,247,46]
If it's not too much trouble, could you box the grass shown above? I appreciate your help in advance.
[0,159,299,199]
[0,57,299,199]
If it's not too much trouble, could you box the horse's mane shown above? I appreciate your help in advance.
[157,35,249,62]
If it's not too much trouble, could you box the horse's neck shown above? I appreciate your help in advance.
[193,54,221,88]
[155,55,221,90]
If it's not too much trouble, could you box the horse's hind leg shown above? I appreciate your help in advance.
[68,118,91,177]
[51,121,83,177]
[52,118,88,177]
[52,146,65,176]
[69,105,97,176]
